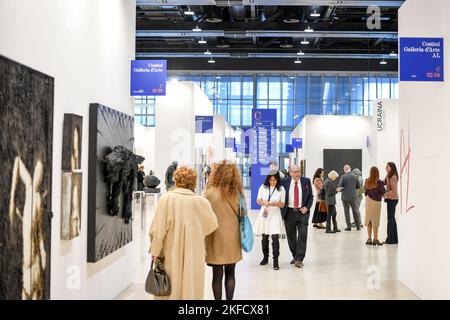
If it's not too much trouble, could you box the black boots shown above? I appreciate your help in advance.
[260,236,269,265]
[261,235,280,270]
[272,236,280,270]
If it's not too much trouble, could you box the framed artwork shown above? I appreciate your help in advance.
[61,172,82,240]
[88,103,141,263]
[0,55,53,300]
[62,114,82,171]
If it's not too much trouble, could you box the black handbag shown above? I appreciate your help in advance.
[145,257,171,296]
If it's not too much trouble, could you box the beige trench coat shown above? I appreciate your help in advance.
[203,187,242,265]
[149,188,218,300]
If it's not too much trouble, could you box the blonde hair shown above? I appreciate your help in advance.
[328,170,339,179]
[207,160,243,198]
[173,166,197,191]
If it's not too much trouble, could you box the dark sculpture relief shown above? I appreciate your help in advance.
[0,55,53,299]
[103,145,144,224]
[88,103,143,263]
[144,174,161,193]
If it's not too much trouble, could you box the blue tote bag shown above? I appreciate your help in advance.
[238,193,254,252]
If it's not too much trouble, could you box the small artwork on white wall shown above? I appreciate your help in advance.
[61,172,82,240]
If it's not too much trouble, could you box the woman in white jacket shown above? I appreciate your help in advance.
[254,170,286,270]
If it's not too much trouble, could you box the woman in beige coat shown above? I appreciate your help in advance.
[149,166,218,300]
[203,161,243,300]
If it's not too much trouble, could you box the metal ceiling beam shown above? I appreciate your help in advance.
[136,29,397,39]
[136,52,397,59]
[137,1,404,7]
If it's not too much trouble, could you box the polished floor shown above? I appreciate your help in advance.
[116,192,418,300]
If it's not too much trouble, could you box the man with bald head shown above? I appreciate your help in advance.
[337,164,362,231]
[280,165,313,268]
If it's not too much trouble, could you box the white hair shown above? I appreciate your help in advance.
[328,170,339,179]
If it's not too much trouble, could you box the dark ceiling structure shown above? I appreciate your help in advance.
[136,0,404,71]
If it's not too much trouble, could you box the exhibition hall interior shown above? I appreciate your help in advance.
[0,0,449,302]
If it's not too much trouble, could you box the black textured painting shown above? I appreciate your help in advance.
[88,103,140,263]
[62,114,82,171]
[0,55,53,299]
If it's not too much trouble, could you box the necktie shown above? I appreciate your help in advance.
[294,181,299,209]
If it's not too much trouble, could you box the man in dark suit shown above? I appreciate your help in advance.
[281,165,314,268]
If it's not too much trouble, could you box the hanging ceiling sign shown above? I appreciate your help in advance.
[130,60,167,96]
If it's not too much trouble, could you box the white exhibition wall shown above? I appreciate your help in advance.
[371,99,400,171]
[154,81,213,187]
[291,115,373,181]
[397,0,450,299]
[0,0,136,299]
[134,124,155,174]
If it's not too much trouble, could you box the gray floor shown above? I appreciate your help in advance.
[117,191,418,300]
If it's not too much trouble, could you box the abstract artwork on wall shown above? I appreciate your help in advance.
[0,55,54,300]
[62,114,82,171]
[88,103,143,263]
[61,113,83,240]
[61,172,82,240]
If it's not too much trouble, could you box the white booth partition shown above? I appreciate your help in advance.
[291,115,374,180]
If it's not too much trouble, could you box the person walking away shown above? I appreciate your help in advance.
[203,161,244,300]
[324,170,341,233]
[383,162,399,244]
[280,165,314,268]
[337,165,362,231]
[149,167,218,300]
[311,168,327,229]
[254,170,286,270]
[351,168,365,228]
[364,166,386,246]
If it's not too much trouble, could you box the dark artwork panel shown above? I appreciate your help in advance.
[88,103,142,263]
[61,172,82,240]
[323,149,363,177]
[0,55,53,299]
[62,114,82,171]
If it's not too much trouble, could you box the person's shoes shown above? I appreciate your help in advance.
[290,259,295,265]
[273,259,279,270]
[372,239,384,246]
[351,222,356,227]
[325,230,335,234]
[317,225,326,229]
[295,261,304,268]
[260,256,269,265]
[366,238,373,245]
[334,229,341,233]
[360,225,364,228]
[345,227,352,231]
[313,224,318,228]
[357,228,361,231]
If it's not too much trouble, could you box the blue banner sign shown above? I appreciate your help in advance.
[225,137,235,148]
[130,60,167,96]
[195,116,213,133]
[400,37,444,82]
[251,109,277,209]
[286,144,294,153]
[292,138,302,149]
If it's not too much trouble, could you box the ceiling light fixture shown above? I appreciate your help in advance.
[294,58,302,64]
[185,10,195,16]
[208,58,216,64]
[305,26,314,32]
[389,51,398,57]
[192,25,202,32]
[297,50,305,56]
[380,60,387,65]
[301,37,310,45]
[204,49,212,55]
[311,10,321,17]
[198,38,207,44]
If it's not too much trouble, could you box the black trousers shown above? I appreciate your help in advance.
[284,208,309,262]
[326,205,338,231]
[385,199,399,244]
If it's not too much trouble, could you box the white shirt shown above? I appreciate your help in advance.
[288,178,303,209]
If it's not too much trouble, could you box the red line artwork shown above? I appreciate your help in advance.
[400,123,415,214]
